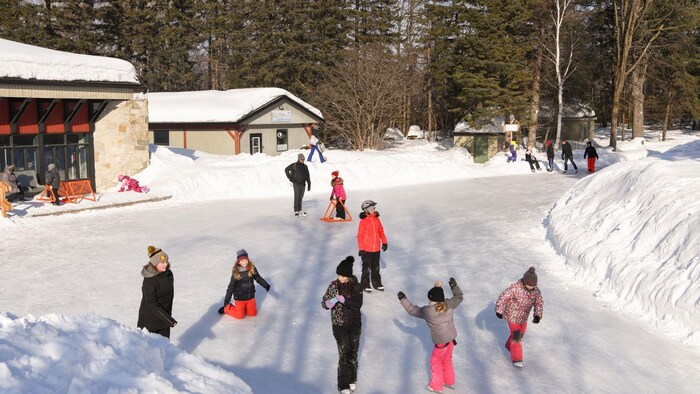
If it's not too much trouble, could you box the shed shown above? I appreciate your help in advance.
[147,89,324,156]
[0,38,147,192]
[452,119,507,163]
[537,104,596,143]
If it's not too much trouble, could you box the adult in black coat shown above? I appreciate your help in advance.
[138,246,177,339]
[285,153,311,216]
[560,140,578,173]
[45,163,61,205]
[583,141,600,173]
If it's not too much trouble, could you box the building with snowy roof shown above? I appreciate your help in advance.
[0,38,147,192]
[147,89,324,156]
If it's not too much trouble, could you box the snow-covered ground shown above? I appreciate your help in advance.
[0,128,698,393]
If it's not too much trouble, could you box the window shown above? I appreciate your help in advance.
[153,130,170,146]
[276,129,288,151]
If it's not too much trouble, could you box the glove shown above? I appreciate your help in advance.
[218,306,225,315]
[358,250,365,257]
[382,243,388,252]
[336,295,345,304]
[265,284,271,292]
[307,184,311,191]
[330,195,334,201]
[325,297,338,309]
[397,291,406,300]
[533,315,541,324]
[496,312,503,319]
[448,277,457,288]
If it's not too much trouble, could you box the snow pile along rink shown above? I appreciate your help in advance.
[0,313,251,393]
[547,143,700,345]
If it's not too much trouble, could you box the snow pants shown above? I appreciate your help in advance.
[333,323,362,391]
[505,321,528,362]
[307,145,325,163]
[429,341,455,392]
[587,157,596,173]
[360,251,383,290]
[335,198,346,219]
[224,299,257,319]
[547,157,554,171]
[563,156,578,171]
[293,183,306,213]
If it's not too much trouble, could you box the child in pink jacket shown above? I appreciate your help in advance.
[495,266,544,368]
[118,175,149,193]
[330,170,347,220]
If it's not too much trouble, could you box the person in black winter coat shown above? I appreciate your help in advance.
[322,256,364,394]
[138,246,177,339]
[525,148,541,172]
[45,163,61,205]
[560,140,578,173]
[545,140,555,172]
[285,153,311,216]
[583,141,600,173]
[219,249,270,319]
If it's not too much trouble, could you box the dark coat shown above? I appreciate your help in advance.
[321,276,364,327]
[224,266,270,304]
[546,145,555,159]
[584,146,599,159]
[45,167,61,190]
[561,142,573,159]
[285,161,311,188]
[137,268,177,332]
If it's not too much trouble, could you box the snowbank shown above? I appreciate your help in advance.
[547,140,700,344]
[0,313,251,394]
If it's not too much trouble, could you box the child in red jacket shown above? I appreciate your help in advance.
[495,267,544,368]
[357,200,388,293]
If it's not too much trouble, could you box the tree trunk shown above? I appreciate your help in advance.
[529,25,544,149]
[610,78,624,150]
[631,56,648,139]
[662,91,673,142]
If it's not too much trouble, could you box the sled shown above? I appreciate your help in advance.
[321,199,352,222]
[36,184,57,203]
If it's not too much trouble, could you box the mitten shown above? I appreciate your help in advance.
[382,243,388,252]
[533,315,541,324]
[358,250,365,257]
[330,195,334,201]
[307,184,311,191]
[265,284,271,292]
[448,277,457,288]
[336,295,345,304]
[218,306,225,315]
[325,297,338,309]
[496,312,503,319]
[397,291,406,300]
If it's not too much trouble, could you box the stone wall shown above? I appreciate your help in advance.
[93,96,149,191]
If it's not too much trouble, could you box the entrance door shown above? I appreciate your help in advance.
[473,135,489,163]
[249,133,262,154]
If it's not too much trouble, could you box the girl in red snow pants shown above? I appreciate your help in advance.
[587,157,596,173]
[224,299,257,319]
[505,322,528,362]
[430,341,455,390]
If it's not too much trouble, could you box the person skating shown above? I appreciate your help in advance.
[583,141,599,173]
[137,246,177,339]
[561,140,578,173]
[357,200,388,293]
[506,140,518,163]
[218,249,270,319]
[285,153,311,216]
[307,125,326,163]
[330,170,347,220]
[545,140,555,172]
[322,256,364,394]
[525,148,541,172]
[495,267,544,368]
[398,278,464,393]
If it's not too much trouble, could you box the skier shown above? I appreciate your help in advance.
[218,249,270,319]
[525,148,541,172]
[398,278,464,393]
[506,140,518,163]
[583,141,600,173]
[495,266,544,368]
[45,163,61,205]
[322,256,364,394]
[137,246,177,339]
[357,200,388,293]
[307,125,325,163]
[330,170,347,220]
[285,153,311,216]
[545,140,555,172]
[561,140,578,173]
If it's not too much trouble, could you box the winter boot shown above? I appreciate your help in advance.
[426,385,443,393]
[513,361,524,369]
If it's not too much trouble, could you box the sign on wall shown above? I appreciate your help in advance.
[272,110,292,123]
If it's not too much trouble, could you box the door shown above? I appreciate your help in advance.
[473,135,489,163]
[249,133,262,154]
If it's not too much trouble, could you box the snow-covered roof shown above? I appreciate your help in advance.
[0,38,139,85]
[147,88,323,124]
[539,103,596,118]
[453,118,507,134]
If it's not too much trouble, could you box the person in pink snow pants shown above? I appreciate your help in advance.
[399,278,463,393]
[495,266,544,368]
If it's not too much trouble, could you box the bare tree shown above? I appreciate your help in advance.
[313,45,409,150]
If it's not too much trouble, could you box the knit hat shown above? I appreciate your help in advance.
[522,266,538,286]
[48,163,56,171]
[546,140,552,147]
[428,281,445,302]
[331,170,339,177]
[298,153,305,161]
[236,249,249,262]
[147,245,169,266]
[336,256,354,277]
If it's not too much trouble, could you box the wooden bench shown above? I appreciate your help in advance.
[14,170,44,197]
